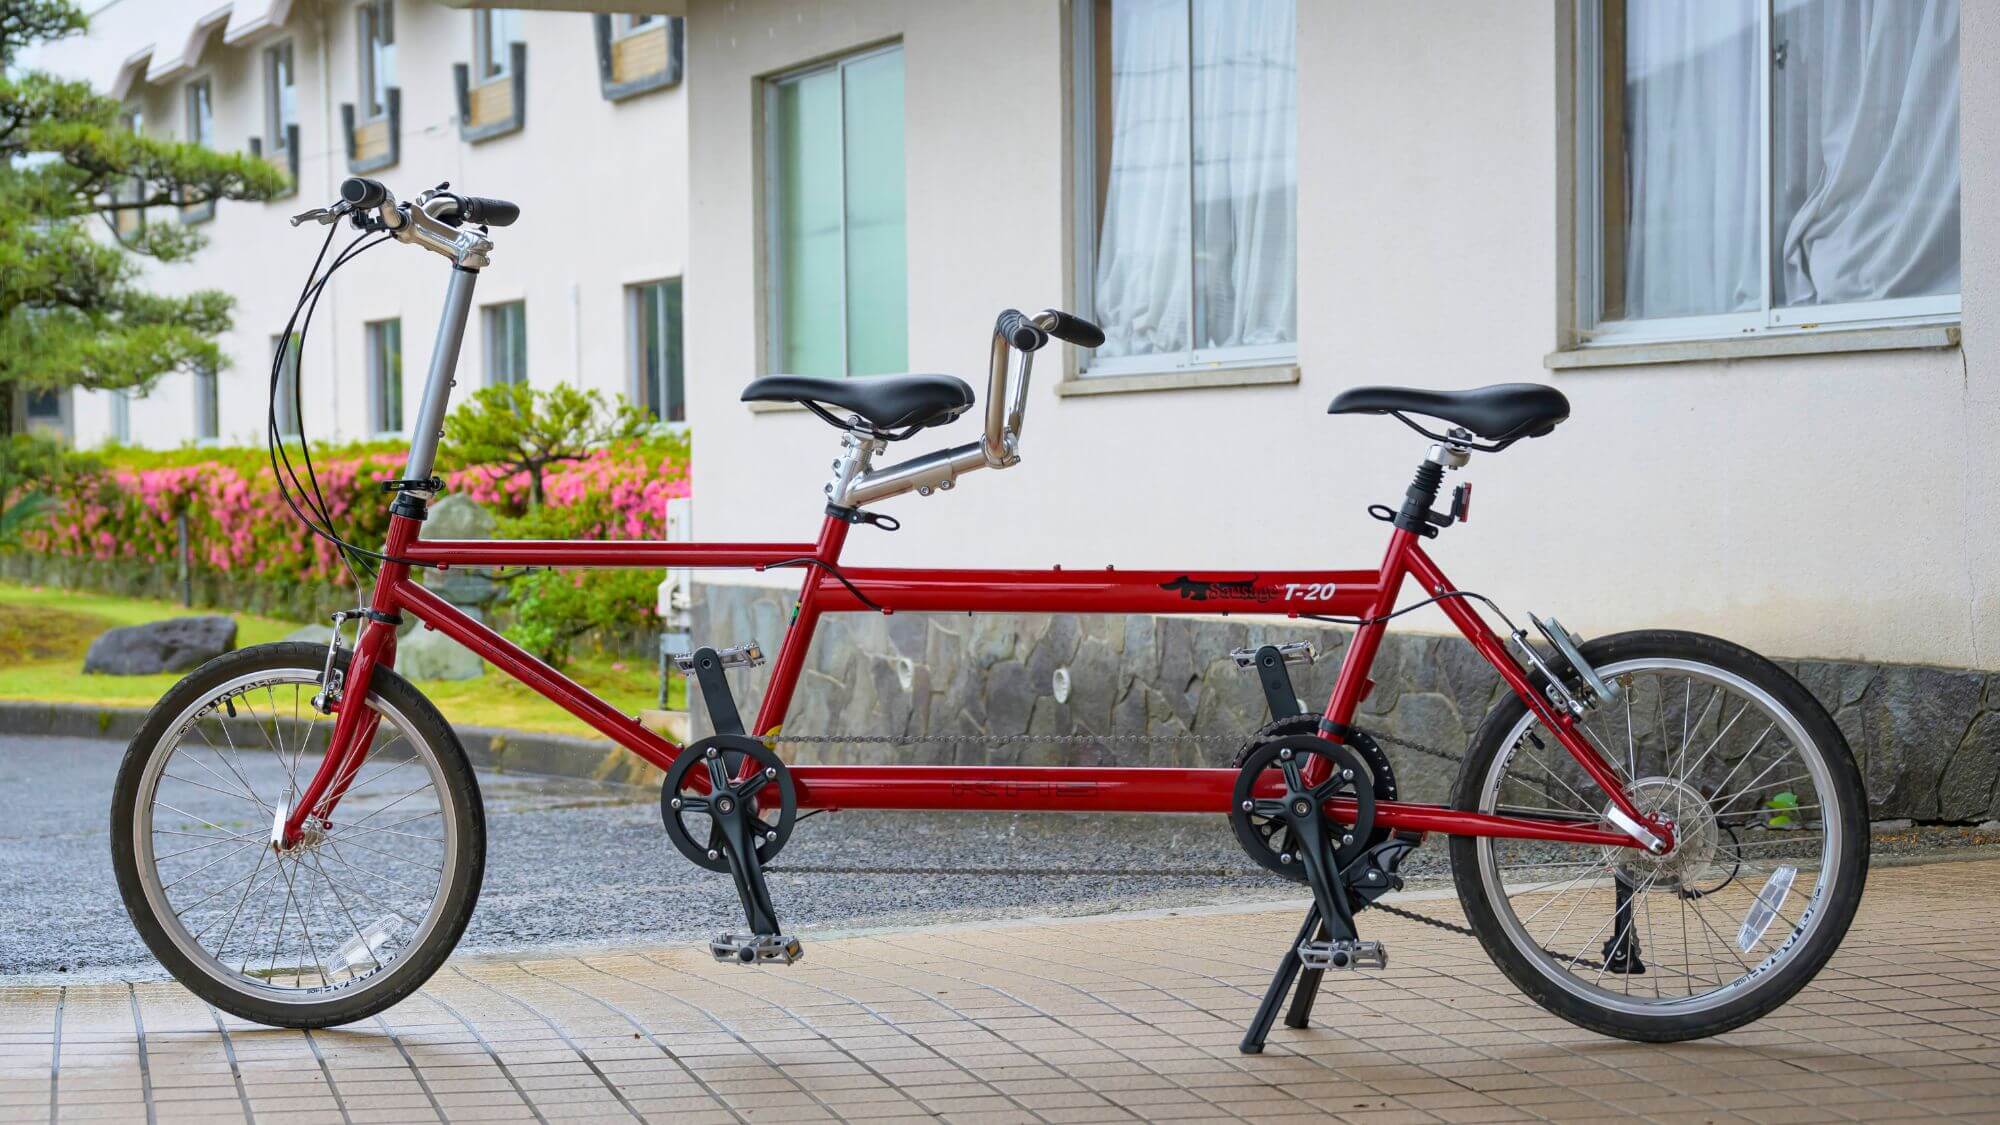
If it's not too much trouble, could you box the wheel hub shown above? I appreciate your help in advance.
[1607,776,1716,887]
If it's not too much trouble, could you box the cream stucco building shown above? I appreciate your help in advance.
[24,2,2000,817]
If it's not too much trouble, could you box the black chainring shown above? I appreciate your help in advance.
[1234,717,1398,853]
[661,734,797,873]
[1230,735,1378,884]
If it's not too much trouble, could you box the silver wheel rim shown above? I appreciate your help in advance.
[1473,657,1845,1017]
[130,667,461,1008]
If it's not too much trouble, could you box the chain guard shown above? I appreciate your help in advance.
[661,735,797,873]
[1230,735,1378,884]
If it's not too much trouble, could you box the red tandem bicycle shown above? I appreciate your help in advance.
[112,178,1868,1053]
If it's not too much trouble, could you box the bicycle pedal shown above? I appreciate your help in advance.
[710,933,803,965]
[1299,938,1387,971]
[1231,641,1315,668]
[674,643,765,672]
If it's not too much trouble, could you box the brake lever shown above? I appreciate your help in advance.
[288,202,350,228]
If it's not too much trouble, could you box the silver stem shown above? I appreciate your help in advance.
[401,266,478,483]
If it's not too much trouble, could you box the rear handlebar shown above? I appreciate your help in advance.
[845,306,1101,508]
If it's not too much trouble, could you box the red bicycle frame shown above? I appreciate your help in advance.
[281,508,1668,855]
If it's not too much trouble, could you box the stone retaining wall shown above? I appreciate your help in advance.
[694,582,2000,822]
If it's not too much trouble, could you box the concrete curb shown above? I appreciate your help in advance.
[0,700,665,788]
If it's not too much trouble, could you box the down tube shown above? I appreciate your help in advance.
[390,579,683,771]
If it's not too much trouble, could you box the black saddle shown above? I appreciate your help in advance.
[1328,383,1569,447]
[742,373,975,434]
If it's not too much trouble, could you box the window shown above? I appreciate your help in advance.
[193,363,219,441]
[181,78,216,222]
[273,333,302,437]
[764,44,907,378]
[629,280,684,423]
[367,319,403,433]
[110,389,131,444]
[1575,0,1960,344]
[114,109,146,240]
[613,14,661,36]
[473,9,522,80]
[358,1,397,120]
[1073,0,1298,376]
[265,41,297,155]
[22,389,68,440]
[482,301,528,387]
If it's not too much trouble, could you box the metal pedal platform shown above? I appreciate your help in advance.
[1298,938,1387,971]
[674,642,765,672]
[711,933,804,965]
[1230,640,1315,668]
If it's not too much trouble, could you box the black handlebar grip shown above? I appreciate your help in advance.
[1042,310,1106,349]
[995,309,1048,352]
[455,195,520,228]
[340,177,388,208]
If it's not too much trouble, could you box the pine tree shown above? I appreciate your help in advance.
[0,0,287,435]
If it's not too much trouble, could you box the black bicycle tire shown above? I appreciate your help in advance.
[110,642,485,1029]
[1447,629,1868,1042]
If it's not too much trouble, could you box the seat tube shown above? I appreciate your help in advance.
[402,265,479,481]
[1320,527,1419,737]
[751,513,850,738]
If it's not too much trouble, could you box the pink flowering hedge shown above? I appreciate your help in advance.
[30,438,690,586]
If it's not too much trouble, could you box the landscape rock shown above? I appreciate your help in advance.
[395,628,484,681]
[282,624,336,647]
[83,616,237,675]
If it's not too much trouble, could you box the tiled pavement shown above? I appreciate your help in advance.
[4,858,1999,1124]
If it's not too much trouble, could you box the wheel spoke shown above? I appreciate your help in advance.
[1477,658,1849,1018]
[128,665,461,1006]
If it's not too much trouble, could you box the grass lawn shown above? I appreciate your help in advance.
[0,582,682,738]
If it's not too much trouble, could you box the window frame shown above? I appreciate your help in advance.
[114,108,147,241]
[481,300,528,387]
[109,387,132,445]
[628,279,685,425]
[366,318,404,435]
[1572,0,1960,348]
[612,13,661,38]
[272,332,302,437]
[357,0,396,122]
[1068,0,1300,379]
[264,39,296,155]
[180,76,217,223]
[193,362,220,442]
[760,41,906,380]
[472,9,519,81]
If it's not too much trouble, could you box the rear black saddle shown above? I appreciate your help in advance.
[1328,383,1570,448]
[742,373,974,436]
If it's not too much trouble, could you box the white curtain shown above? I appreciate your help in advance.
[1191,0,1297,351]
[1621,1,1762,320]
[1092,0,1296,358]
[1619,0,1959,321]
[1772,0,1959,307]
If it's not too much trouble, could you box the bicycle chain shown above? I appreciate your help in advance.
[772,726,1502,946]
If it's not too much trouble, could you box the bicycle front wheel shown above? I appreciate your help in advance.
[111,642,484,1028]
[1448,630,1868,1042]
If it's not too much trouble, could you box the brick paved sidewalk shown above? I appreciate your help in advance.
[4,858,1999,1124]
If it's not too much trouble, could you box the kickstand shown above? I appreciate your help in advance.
[1241,906,1323,1054]
[1285,913,1333,1030]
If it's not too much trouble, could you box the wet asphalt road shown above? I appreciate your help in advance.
[0,734,1345,982]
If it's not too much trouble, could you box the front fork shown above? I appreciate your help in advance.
[278,515,420,849]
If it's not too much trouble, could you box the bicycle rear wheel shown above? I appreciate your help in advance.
[111,642,483,1028]
[1448,630,1867,1041]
